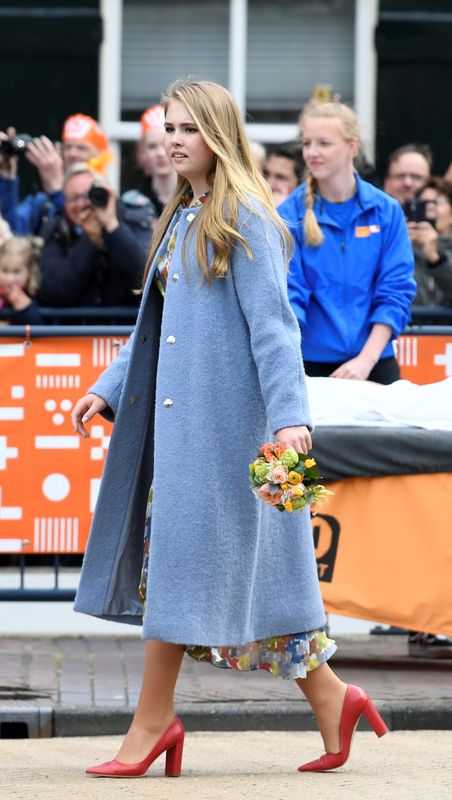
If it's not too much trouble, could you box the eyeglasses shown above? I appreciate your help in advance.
[65,193,88,204]
[388,173,427,182]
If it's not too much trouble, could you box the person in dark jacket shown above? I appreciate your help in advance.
[408,176,452,307]
[38,164,153,308]
[0,235,43,324]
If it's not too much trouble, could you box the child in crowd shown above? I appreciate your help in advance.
[0,235,43,324]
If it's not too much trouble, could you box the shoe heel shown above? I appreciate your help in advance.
[362,698,389,738]
[165,739,184,777]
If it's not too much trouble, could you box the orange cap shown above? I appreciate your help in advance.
[140,104,165,135]
[62,113,109,152]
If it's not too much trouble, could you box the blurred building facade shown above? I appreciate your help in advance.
[0,0,450,191]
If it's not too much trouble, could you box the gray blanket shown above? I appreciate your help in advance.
[311,427,452,481]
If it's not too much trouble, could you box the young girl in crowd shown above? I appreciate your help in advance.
[0,235,43,324]
[279,102,416,384]
[71,79,388,778]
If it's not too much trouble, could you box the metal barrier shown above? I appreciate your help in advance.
[411,306,452,325]
[0,303,451,327]
[1,322,452,600]
[0,306,138,326]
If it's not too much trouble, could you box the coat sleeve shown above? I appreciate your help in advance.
[427,243,452,302]
[278,192,312,327]
[102,222,146,289]
[38,235,100,306]
[11,299,44,325]
[369,199,417,335]
[231,206,312,434]
[88,331,135,421]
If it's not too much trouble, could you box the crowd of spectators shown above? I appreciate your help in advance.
[1,100,452,327]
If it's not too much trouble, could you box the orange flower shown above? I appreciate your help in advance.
[260,443,278,462]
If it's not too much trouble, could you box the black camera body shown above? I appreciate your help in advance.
[0,133,34,158]
[86,185,110,208]
[403,199,429,224]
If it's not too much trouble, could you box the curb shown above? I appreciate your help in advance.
[53,700,452,737]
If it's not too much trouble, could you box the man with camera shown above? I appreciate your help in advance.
[405,178,452,307]
[384,144,452,308]
[0,114,111,236]
[38,163,151,309]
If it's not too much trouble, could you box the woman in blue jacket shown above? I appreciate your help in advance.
[71,81,387,778]
[279,103,416,384]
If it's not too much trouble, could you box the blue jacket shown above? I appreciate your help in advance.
[0,176,64,235]
[278,174,416,362]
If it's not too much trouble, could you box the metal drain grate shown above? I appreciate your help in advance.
[0,698,54,738]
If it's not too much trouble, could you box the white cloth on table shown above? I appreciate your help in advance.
[306,376,452,431]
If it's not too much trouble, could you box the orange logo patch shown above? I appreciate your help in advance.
[355,225,381,238]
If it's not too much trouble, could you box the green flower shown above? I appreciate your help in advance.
[292,496,307,510]
[255,463,270,483]
[280,448,298,469]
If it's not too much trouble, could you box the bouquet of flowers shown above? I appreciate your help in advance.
[249,442,332,513]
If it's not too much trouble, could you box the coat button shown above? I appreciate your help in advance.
[172,273,179,282]
[163,398,173,408]
[129,394,138,405]
[166,335,176,344]
[140,334,147,343]
[187,213,195,222]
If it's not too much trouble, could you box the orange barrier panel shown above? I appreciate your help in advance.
[398,333,452,383]
[0,335,125,554]
[1,331,452,635]
[316,474,452,637]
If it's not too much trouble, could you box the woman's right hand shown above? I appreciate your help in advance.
[71,393,107,438]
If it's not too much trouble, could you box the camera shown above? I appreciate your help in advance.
[403,199,432,224]
[86,185,110,208]
[0,133,34,158]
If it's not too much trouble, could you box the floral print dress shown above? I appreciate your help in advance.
[138,194,337,680]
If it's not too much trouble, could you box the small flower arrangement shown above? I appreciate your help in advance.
[249,442,332,513]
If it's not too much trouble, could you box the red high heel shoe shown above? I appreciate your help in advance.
[298,684,388,772]
[86,716,185,778]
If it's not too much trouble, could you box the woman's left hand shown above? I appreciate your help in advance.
[330,354,374,380]
[274,425,312,454]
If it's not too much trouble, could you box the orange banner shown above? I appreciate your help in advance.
[399,333,452,383]
[0,335,123,554]
[1,332,452,635]
[315,474,452,636]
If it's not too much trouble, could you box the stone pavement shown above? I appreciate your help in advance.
[2,731,452,800]
[0,634,451,737]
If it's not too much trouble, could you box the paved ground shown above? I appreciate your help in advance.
[1,634,451,736]
[2,731,452,800]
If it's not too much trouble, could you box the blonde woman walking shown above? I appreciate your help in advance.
[71,82,388,778]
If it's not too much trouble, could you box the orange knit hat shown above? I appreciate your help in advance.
[140,105,165,135]
[62,113,109,152]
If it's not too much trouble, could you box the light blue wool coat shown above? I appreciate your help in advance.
[74,201,326,645]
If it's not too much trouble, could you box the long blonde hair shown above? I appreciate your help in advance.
[299,102,360,247]
[141,78,291,287]
[0,235,42,296]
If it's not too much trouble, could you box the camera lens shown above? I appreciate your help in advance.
[87,185,109,207]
